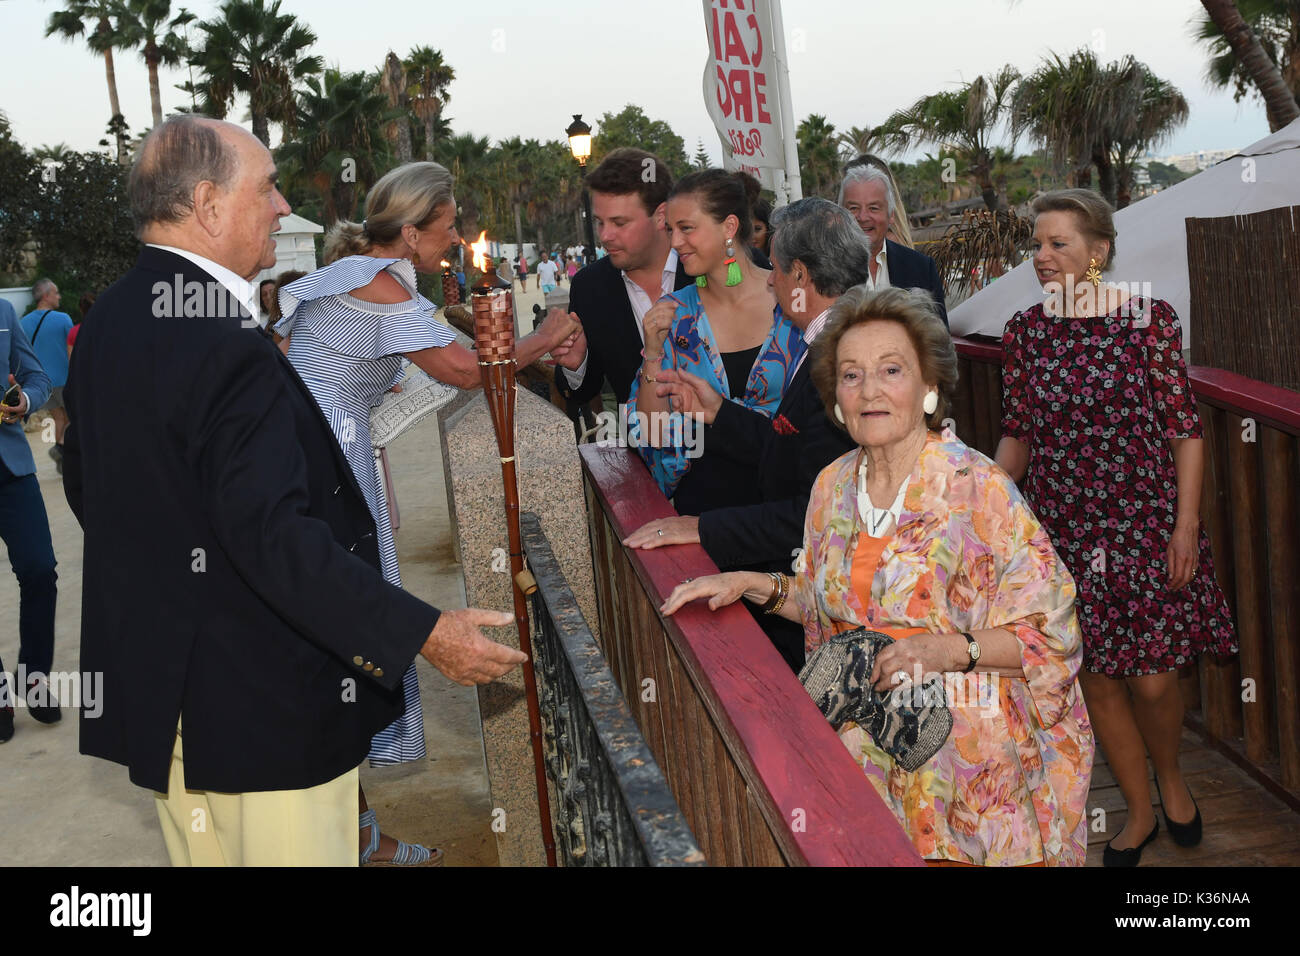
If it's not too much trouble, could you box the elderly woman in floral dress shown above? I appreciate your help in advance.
[662,287,1094,865]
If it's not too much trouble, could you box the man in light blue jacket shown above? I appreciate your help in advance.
[0,297,60,743]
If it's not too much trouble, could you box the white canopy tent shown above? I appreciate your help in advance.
[949,118,1300,346]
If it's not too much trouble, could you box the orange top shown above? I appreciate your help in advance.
[832,528,927,640]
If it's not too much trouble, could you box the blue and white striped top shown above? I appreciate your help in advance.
[274,254,455,767]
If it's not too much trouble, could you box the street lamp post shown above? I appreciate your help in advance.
[566,114,597,261]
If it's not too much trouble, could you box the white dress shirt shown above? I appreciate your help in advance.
[863,241,891,292]
[147,243,262,324]
[562,248,679,389]
[792,307,832,377]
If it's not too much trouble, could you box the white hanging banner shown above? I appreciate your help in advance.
[701,0,801,202]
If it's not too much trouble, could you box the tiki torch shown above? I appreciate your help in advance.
[440,260,459,306]
[469,248,557,867]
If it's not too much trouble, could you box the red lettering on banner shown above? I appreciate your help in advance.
[723,13,749,65]
[754,71,770,123]
[728,68,752,122]
[711,1,769,128]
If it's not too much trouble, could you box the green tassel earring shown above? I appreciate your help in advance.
[724,238,742,287]
[696,274,708,288]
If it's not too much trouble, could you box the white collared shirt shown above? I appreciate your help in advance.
[562,248,679,389]
[863,241,891,292]
[147,243,261,324]
[792,307,832,377]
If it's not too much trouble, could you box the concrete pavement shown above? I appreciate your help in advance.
[0,406,498,866]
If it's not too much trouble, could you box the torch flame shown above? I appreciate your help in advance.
[470,231,489,273]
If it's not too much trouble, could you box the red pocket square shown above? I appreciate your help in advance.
[772,414,799,436]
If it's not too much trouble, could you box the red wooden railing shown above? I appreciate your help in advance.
[579,443,922,866]
[953,335,1300,807]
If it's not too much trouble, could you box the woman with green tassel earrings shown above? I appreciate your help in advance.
[626,169,805,520]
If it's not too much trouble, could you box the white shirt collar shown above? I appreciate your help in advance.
[801,308,833,346]
[147,244,261,323]
[622,247,678,286]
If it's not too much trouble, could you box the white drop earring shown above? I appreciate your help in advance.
[834,403,845,424]
[923,391,938,415]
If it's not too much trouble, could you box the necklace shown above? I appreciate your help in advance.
[856,458,908,536]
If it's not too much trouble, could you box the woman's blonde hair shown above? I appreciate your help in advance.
[1031,188,1117,270]
[810,286,958,432]
[323,161,455,264]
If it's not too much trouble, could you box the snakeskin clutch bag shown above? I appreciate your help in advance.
[798,626,954,773]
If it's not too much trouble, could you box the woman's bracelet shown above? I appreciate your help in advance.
[639,348,665,384]
[761,572,789,615]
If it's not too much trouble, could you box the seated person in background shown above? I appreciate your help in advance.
[623,198,869,672]
[662,287,1093,866]
[550,148,691,409]
[838,163,948,326]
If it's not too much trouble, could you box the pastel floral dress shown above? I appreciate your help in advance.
[793,430,1094,866]
[627,283,804,498]
[1001,297,1237,677]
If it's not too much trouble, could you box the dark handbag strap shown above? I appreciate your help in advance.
[29,310,50,344]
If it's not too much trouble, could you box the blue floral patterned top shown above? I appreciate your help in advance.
[627,283,805,498]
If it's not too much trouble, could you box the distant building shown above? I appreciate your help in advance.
[1150,148,1241,174]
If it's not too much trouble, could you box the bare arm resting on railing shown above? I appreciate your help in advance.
[660,573,1024,688]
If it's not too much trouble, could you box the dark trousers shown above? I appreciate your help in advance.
[0,461,58,706]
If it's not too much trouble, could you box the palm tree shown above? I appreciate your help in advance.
[1011,50,1104,190]
[838,124,886,165]
[1195,0,1300,131]
[46,1,131,163]
[1014,51,1188,207]
[188,0,323,146]
[114,0,195,127]
[378,51,413,164]
[877,66,1021,211]
[434,132,492,240]
[405,46,455,162]
[1196,0,1300,130]
[1112,67,1189,207]
[796,114,841,198]
[34,143,74,161]
[277,69,397,224]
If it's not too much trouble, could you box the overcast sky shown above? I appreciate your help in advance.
[1,0,1270,162]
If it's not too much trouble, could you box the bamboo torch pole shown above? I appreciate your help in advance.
[469,282,557,867]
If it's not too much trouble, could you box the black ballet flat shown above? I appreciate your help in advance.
[1103,819,1159,867]
[1155,779,1203,848]
[0,707,13,744]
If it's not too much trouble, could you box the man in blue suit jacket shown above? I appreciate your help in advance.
[0,297,60,742]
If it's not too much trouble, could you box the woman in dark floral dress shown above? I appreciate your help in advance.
[995,189,1237,867]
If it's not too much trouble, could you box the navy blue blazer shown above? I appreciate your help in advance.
[885,239,949,326]
[63,246,439,794]
[0,298,52,478]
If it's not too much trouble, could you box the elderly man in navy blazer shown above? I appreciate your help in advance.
[0,299,60,743]
[839,163,949,326]
[62,114,525,865]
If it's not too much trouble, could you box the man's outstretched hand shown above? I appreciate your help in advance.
[420,608,527,686]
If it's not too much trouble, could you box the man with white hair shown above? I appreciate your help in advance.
[62,113,525,865]
[838,163,949,326]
